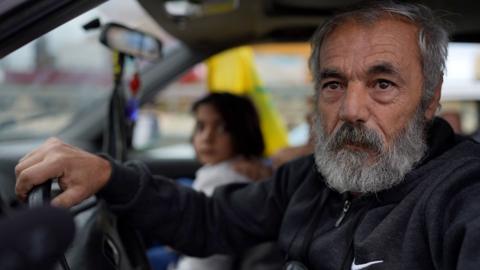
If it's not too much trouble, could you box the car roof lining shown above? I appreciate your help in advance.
[138,0,480,50]
[2,0,480,59]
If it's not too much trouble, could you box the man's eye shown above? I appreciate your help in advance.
[376,80,394,90]
[322,81,341,90]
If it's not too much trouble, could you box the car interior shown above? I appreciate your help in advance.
[1,0,480,269]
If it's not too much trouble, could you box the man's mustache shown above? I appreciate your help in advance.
[328,123,383,154]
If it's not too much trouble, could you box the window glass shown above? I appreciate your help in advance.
[132,63,206,158]
[440,101,478,134]
[0,0,171,141]
[132,43,314,158]
[441,43,480,135]
[0,9,113,140]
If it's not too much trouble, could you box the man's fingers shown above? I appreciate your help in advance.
[15,181,34,202]
[16,137,62,177]
[16,160,63,201]
[18,150,34,163]
[51,188,85,208]
[15,151,45,178]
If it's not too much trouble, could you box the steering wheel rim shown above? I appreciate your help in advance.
[27,179,53,207]
[26,179,71,270]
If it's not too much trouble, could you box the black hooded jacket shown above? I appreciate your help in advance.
[99,118,480,270]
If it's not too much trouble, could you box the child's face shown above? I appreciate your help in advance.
[193,104,235,165]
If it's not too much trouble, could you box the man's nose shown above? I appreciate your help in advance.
[339,82,370,124]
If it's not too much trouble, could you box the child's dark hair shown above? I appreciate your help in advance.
[191,92,265,158]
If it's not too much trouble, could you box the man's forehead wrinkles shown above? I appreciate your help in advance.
[367,44,411,59]
[321,38,410,60]
[367,62,400,74]
[318,60,401,79]
[319,68,346,80]
[320,48,405,68]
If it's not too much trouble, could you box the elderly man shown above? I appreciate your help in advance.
[15,2,480,269]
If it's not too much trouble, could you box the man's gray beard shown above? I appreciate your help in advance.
[313,109,428,193]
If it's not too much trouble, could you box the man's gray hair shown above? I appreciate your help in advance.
[309,1,450,110]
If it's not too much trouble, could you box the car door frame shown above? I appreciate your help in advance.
[0,0,106,58]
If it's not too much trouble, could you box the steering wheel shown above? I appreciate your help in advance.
[27,179,71,269]
[27,179,151,270]
[28,179,52,207]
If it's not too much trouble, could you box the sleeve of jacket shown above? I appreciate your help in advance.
[96,156,297,257]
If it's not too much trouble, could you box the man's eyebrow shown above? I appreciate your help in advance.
[319,68,346,80]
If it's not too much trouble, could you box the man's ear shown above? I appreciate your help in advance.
[424,79,443,120]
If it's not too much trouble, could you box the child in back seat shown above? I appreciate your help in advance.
[171,92,266,270]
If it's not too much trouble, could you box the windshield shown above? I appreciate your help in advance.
[0,9,112,140]
[0,0,174,141]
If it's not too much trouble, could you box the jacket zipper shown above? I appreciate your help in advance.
[338,196,373,270]
[337,196,353,270]
[335,198,351,227]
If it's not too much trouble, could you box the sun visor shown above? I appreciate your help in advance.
[268,0,363,15]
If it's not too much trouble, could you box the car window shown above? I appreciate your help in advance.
[0,8,112,141]
[132,43,314,159]
[441,43,480,135]
[0,0,173,141]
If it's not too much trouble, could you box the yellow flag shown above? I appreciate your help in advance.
[206,46,289,156]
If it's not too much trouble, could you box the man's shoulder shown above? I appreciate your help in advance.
[419,138,480,198]
[442,136,480,162]
[421,138,480,181]
[418,138,480,228]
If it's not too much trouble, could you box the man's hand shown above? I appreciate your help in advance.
[15,138,112,208]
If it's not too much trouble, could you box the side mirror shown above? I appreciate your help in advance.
[99,23,162,60]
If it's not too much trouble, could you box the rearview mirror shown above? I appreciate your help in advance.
[164,0,238,18]
[100,23,162,60]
